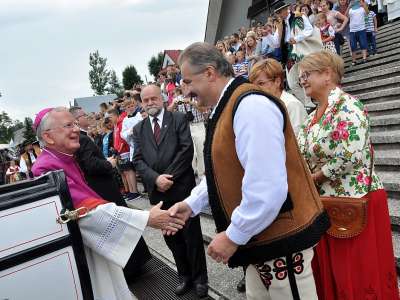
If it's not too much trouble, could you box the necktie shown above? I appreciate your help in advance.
[153,117,161,144]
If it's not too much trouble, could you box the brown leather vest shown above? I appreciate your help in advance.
[204,77,329,267]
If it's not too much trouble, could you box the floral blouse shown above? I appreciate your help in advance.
[297,87,383,197]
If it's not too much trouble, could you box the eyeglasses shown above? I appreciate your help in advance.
[45,121,79,131]
[298,70,317,86]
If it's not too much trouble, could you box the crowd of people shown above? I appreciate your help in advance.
[4,0,399,300]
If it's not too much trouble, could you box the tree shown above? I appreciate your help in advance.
[89,50,110,95]
[122,65,143,90]
[148,52,164,80]
[106,70,124,97]
[0,111,23,144]
[23,117,36,142]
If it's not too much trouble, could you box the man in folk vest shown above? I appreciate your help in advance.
[166,42,329,300]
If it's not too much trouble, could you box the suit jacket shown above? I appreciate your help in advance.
[75,131,124,206]
[133,111,195,208]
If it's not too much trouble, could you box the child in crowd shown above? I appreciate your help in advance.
[365,4,378,55]
[348,0,369,65]
[316,13,337,53]
[232,50,249,78]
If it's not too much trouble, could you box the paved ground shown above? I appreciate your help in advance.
[127,196,246,300]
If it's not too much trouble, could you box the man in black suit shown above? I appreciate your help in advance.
[133,85,208,297]
[69,106,151,283]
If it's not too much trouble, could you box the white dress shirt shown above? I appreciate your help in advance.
[184,80,288,245]
[280,90,307,137]
[270,14,314,47]
[121,112,143,160]
[148,108,165,133]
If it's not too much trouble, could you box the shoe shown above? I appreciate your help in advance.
[195,283,208,298]
[175,280,192,296]
[351,61,356,66]
[236,276,246,293]
[362,59,367,64]
[127,192,141,200]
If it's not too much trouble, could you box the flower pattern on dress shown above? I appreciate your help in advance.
[297,87,383,197]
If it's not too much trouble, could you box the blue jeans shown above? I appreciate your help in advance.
[366,31,377,54]
[350,30,368,52]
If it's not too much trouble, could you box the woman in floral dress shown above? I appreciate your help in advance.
[297,51,399,300]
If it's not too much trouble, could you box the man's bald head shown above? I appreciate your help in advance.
[140,84,162,99]
[141,84,164,116]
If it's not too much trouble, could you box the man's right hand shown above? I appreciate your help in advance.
[107,157,117,168]
[147,202,185,234]
[163,201,193,236]
[156,174,174,192]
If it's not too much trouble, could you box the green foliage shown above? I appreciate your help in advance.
[122,65,143,90]
[23,117,36,142]
[89,50,110,95]
[0,111,23,144]
[147,52,164,79]
[106,70,124,97]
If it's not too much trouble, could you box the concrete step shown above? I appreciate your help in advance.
[344,54,400,77]
[127,197,246,300]
[344,47,400,67]
[366,99,400,117]
[343,65,400,86]
[376,170,400,194]
[374,149,400,167]
[342,33,400,56]
[371,130,400,153]
[389,197,400,233]
[344,60,400,79]
[343,75,400,94]
[393,231,400,276]
[353,86,400,104]
[342,39,400,63]
[370,114,400,132]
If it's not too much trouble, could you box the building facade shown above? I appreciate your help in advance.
[204,0,291,44]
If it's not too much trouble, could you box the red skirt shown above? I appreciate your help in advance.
[312,189,399,300]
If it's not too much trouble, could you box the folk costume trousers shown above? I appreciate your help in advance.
[246,247,318,300]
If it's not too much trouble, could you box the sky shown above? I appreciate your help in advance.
[0,0,209,121]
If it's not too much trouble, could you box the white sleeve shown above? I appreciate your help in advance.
[294,15,314,43]
[19,156,28,173]
[270,29,281,48]
[225,95,288,245]
[184,176,209,216]
[286,99,308,137]
[121,118,132,143]
[6,168,13,175]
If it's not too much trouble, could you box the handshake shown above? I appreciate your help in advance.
[146,201,192,235]
[147,201,239,264]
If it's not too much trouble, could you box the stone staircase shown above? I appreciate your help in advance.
[341,20,400,279]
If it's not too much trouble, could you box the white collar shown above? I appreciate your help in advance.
[210,77,235,118]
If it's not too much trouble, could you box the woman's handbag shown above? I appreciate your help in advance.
[320,152,374,239]
[320,196,368,238]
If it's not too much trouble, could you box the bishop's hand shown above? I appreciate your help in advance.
[147,202,185,234]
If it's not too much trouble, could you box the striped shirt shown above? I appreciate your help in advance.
[365,11,376,32]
